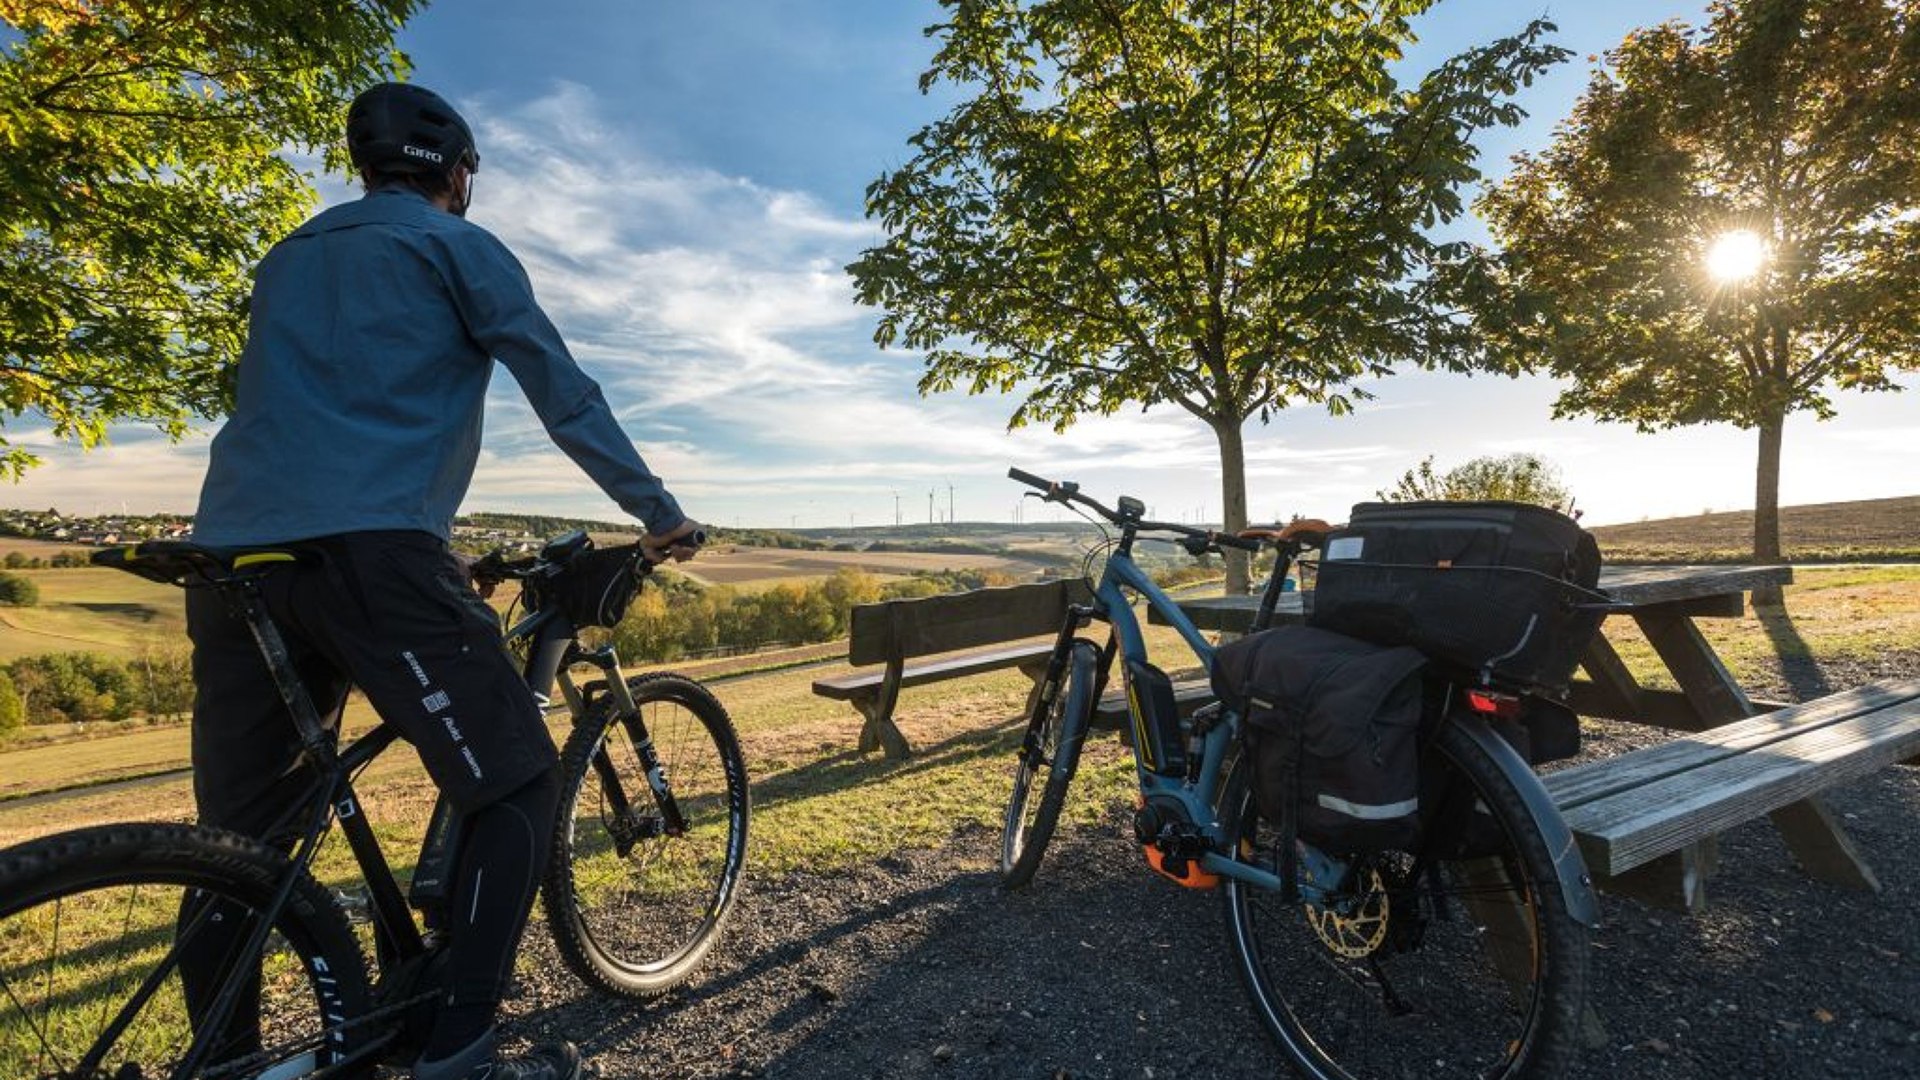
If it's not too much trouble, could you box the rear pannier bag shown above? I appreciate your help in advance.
[1307,500,1605,693]
[1212,626,1428,854]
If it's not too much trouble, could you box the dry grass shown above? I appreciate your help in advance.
[673,546,1031,589]
[0,537,81,559]
[0,567,183,661]
[1590,494,1920,562]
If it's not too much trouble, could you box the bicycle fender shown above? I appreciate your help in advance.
[1450,713,1599,928]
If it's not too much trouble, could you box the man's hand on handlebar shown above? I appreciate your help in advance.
[642,519,705,564]
[455,551,500,599]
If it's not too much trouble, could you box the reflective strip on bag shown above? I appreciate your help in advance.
[1315,793,1418,820]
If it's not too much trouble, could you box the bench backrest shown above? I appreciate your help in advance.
[847,579,1093,665]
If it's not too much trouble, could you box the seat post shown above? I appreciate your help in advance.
[221,577,339,766]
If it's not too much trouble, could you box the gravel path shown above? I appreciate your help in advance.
[500,651,1920,1079]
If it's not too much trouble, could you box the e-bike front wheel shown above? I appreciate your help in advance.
[1220,714,1589,1080]
[0,823,376,1080]
[544,673,750,998]
[1000,639,1098,888]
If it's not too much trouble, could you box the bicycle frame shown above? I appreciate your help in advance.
[1072,540,1295,895]
[1028,483,1593,921]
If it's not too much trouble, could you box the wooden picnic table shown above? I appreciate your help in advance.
[1152,564,1919,910]
[1159,565,1794,728]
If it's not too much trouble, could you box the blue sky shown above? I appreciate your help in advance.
[7,0,1915,529]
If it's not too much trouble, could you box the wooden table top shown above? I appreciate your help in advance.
[1152,564,1794,634]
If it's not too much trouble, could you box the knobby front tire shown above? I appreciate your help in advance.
[543,673,750,998]
[0,823,374,1080]
[1220,714,1589,1080]
[1000,639,1099,888]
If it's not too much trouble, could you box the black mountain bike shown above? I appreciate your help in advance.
[0,531,748,1079]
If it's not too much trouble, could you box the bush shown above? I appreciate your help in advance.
[0,570,38,606]
[6,652,136,724]
[608,566,1017,662]
[1378,453,1573,511]
[0,671,23,739]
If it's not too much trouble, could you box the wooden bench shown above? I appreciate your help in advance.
[812,579,1090,758]
[1544,677,1920,911]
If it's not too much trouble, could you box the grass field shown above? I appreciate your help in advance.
[0,566,184,661]
[1589,494,1920,562]
[673,545,1035,589]
[0,537,80,559]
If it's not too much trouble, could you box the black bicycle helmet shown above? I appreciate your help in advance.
[346,82,479,178]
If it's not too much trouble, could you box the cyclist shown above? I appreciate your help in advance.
[184,81,698,1080]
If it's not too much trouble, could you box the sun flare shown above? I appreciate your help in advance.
[1705,229,1767,283]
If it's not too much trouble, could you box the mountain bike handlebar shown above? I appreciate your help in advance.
[470,527,708,587]
[1008,467,1261,553]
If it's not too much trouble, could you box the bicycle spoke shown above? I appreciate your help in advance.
[39,894,63,1076]
[1,964,63,1077]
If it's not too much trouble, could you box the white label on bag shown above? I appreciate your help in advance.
[1326,536,1364,561]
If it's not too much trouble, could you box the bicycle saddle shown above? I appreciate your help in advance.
[92,540,311,585]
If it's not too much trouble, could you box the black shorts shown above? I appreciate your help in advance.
[185,531,554,839]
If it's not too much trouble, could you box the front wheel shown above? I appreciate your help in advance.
[0,823,375,1080]
[544,673,750,998]
[1221,714,1589,1080]
[1000,639,1098,887]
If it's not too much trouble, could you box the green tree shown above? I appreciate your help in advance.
[6,652,134,723]
[0,669,23,738]
[1378,452,1573,510]
[131,640,194,718]
[1,0,421,478]
[3,551,27,568]
[0,569,38,605]
[1479,0,1920,582]
[850,0,1566,593]
[820,567,881,632]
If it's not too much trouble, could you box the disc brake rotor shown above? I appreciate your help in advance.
[1305,865,1391,959]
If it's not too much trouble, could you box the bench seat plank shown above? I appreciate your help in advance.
[1546,678,1920,809]
[811,642,1053,699]
[1551,688,1920,876]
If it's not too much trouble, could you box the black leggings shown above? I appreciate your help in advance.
[423,769,560,1055]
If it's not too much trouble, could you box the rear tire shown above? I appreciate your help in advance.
[1221,714,1588,1080]
[544,673,750,998]
[1000,639,1098,887]
[0,823,374,1080]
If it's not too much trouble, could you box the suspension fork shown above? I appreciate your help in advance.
[574,647,687,855]
[1020,604,1102,760]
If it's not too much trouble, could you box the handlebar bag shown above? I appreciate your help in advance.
[1307,500,1604,694]
[527,542,646,628]
[1213,626,1427,854]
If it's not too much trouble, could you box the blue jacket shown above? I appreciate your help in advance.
[193,188,684,546]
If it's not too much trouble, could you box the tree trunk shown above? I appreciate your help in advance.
[1751,409,1785,607]
[1211,416,1251,595]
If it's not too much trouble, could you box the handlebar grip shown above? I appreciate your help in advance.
[1007,467,1052,492]
[679,528,708,548]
